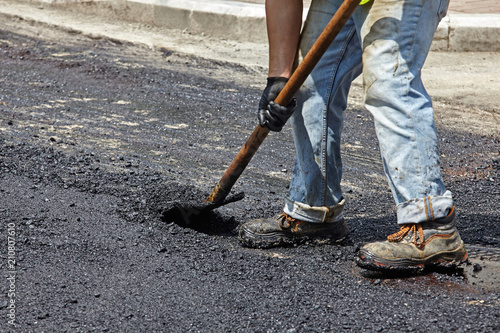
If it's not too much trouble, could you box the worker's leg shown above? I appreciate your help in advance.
[355,0,453,223]
[353,0,466,270]
[283,0,363,223]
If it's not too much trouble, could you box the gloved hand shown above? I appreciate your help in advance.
[258,77,297,132]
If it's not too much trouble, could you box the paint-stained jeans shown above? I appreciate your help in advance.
[283,0,453,224]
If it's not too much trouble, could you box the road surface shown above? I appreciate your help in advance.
[0,13,499,332]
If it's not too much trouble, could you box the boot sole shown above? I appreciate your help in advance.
[238,222,349,249]
[355,243,468,272]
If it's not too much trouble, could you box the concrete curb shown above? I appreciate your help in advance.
[12,0,500,51]
[122,0,270,43]
[446,13,500,52]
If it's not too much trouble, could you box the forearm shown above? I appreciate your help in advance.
[265,0,303,78]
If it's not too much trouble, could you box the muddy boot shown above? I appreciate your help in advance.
[355,207,468,272]
[239,212,349,249]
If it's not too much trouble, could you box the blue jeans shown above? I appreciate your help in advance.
[283,0,453,224]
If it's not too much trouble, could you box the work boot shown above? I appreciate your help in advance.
[355,207,468,271]
[239,212,349,249]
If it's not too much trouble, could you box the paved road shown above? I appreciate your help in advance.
[0,11,499,333]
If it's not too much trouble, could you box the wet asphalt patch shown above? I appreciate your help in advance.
[464,245,500,292]
[352,244,500,292]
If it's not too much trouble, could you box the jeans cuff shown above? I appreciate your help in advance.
[283,197,345,223]
[396,190,454,224]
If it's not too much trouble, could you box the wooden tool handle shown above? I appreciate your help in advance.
[206,0,359,204]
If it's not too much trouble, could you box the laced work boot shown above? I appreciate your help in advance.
[355,207,468,271]
[239,212,349,249]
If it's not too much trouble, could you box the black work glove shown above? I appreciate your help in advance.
[258,77,297,132]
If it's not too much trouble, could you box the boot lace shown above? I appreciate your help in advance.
[278,212,296,229]
[387,223,425,248]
